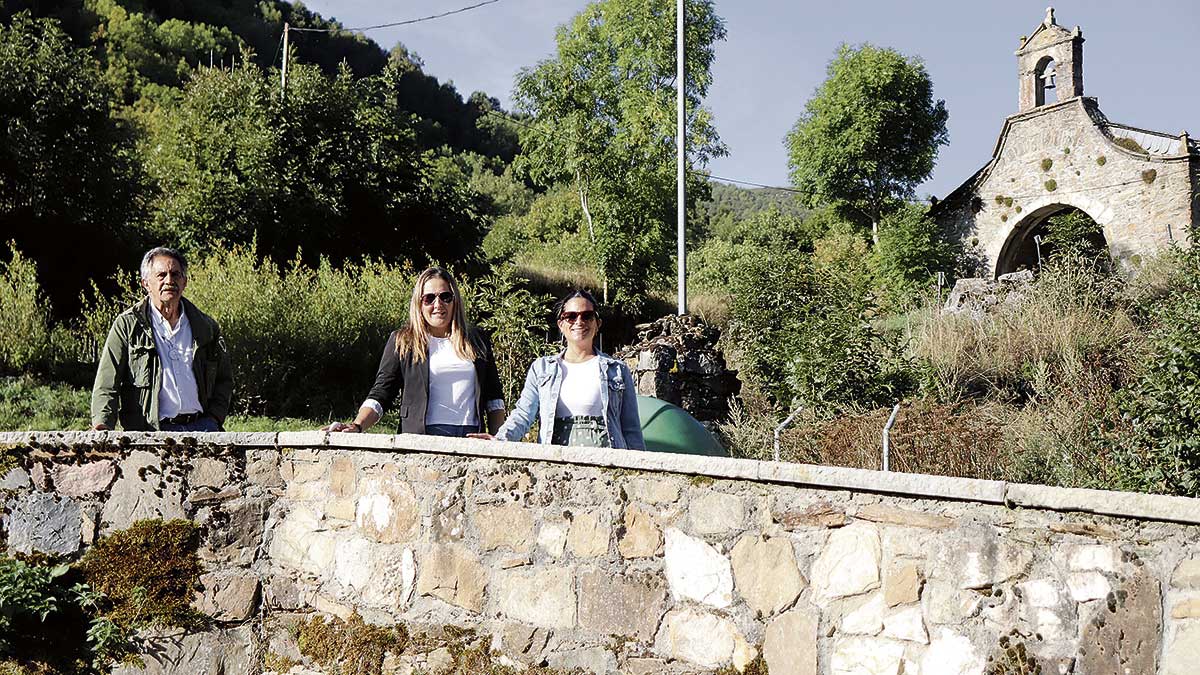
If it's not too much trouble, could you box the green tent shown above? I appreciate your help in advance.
[636,396,728,456]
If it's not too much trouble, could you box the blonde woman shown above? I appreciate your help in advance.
[323,267,505,437]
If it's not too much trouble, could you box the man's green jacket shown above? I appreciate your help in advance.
[90,297,233,430]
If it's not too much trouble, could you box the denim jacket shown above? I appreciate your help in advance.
[496,351,645,450]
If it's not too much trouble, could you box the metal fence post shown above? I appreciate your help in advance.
[774,405,804,462]
[882,403,901,471]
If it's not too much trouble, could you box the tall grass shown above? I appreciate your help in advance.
[0,245,54,373]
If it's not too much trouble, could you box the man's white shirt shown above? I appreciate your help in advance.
[148,303,203,420]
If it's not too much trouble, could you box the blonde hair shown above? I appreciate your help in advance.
[395,267,476,363]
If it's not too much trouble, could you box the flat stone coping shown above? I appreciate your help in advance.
[4,430,1199,526]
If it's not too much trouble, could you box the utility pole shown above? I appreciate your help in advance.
[280,22,290,101]
[675,0,687,315]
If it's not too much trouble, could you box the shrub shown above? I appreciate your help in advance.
[1043,209,1108,265]
[726,248,911,413]
[1040,158,1053,171]
[471,266,555,407]
[1044,179,1057,192]
[871,204,957,311]
[1116,247,1200,495]
[0,245,53,374]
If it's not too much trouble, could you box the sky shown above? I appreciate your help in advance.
[298,0,1200,199]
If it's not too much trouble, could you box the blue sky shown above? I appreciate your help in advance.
[298,0,1199,199]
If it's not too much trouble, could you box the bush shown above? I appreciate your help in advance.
[726,248,911,413]
[471,266,556,407]
[871,204,957,311]
[0,245,52,374]
[1116,247,1200,495]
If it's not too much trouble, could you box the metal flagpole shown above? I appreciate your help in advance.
[676,0,687,315]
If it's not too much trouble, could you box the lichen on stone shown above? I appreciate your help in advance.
[1044,179,1057,192]
[296,613,406,675]
[1040,158,1053,171]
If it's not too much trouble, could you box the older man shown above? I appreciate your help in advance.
[91,247,233,432]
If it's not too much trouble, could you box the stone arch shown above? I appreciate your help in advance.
[1034,55,1057,107]
[995,202,1108,276]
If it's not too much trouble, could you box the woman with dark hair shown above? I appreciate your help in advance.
[323,267,505,437]
[472,290,643,449]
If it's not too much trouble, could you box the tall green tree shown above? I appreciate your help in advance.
[147,60,488,269]
[786,44,948,245]
[513,0,726,309]
[0,13,146,315]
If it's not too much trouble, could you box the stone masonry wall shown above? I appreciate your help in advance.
[936,97,1197,277]
[3,430,1200,674]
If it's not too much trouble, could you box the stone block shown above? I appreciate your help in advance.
[578,569,666,641]
[776,501,848,529]
[664,527,733,608]
[201,497,268,566]
[495,623,550,665]
[920,629,985,675]
[763,608,818,675]
[811,522,880,603]
[268,506,336,576]
[416,544,486,613]
[264,576,304,611]
[355,478,420,544]
[567,509,611,558]
[188,458,228,490]
[655,608,738,668]
[326,497,356,522]
[882,605,927,643]
[0,467,30,490]
[111,625,256,675]
[625,477,680,504]
[854,503,955,530]
[246,451,283,488]
[688,491,745,536]
[195,571,260,621]
[329,456,356,497]
[1067,571,1110,602]
[494,566,576,629]
[546,647,616,674]
[1165,621,1200,675]
[52,460,116,497]
[433,490,465,542]
[102,450,185,534]
[829,637,904,675]
[951,524,1031,589]
[333,537,413,607]
[477,503,535,553]
[1069,544,1116,572]
[883,560,921,607]
[1172,557,1200,589]
[841,593,885,635]
[538,520,568,558]
[8,491,80,555]
[1170,596,1200,619]
[290,459,327,483]
[1077,565,1160,674]
[618,505,662,558]
[731,533,805,617]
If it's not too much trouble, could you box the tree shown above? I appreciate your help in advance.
[146,60,488,270]
[871,203,958,310]
[786,44,948,245]
[0,13,146,316]
[513,0,726,309]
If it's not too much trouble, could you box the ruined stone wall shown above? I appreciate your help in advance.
[3,430,1200,675]
[936,97,1196,277]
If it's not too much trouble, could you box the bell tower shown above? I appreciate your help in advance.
[1016,7,1084,113]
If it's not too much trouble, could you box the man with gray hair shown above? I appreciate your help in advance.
[91,247,233,431]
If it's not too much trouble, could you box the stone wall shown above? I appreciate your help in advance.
[3,430,1200,674]
[616,315,740,424]
[934,97,1197,277]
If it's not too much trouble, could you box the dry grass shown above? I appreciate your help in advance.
[909,261,1140,403]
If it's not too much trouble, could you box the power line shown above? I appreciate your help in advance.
[289,0,503,34]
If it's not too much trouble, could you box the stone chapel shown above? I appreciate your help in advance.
[932,7,1198,276]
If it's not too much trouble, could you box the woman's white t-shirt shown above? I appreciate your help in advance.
[555,357,604,418]
[426,337,478,426]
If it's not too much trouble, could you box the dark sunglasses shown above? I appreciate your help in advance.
[559,310,598,323]
[421,291,456,305]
